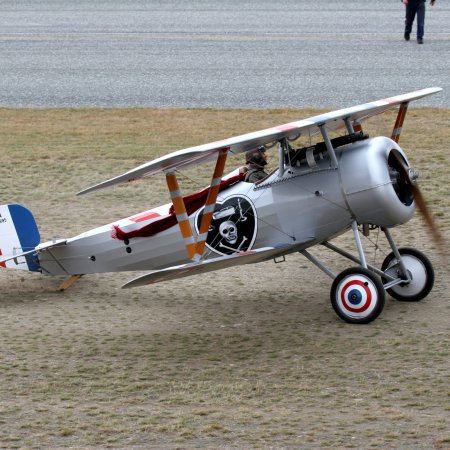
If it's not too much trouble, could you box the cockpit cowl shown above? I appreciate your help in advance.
[339,136,416,228]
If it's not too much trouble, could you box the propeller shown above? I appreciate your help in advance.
[391,150,444,246]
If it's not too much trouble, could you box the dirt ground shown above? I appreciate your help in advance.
[0,108,449,449]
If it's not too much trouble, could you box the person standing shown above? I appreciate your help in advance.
[402,0,436,44]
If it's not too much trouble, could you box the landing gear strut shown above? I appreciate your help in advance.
[300,222,434,324]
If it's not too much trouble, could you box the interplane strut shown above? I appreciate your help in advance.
[391,102,409,143]
[165,148,229,261]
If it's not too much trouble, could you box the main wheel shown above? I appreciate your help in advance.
[381,247,434,302]
[330,267,385,324]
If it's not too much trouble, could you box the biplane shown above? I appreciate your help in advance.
[0,87,443,323]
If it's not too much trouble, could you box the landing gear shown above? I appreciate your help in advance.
[300,222,434,324]
[381,247,434,302]
[330,267,385,324]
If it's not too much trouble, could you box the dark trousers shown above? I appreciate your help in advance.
[405,0,426,39]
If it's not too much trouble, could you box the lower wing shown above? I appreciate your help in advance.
[122,243,304,288]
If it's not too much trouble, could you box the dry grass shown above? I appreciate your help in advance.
[0,107,449,449]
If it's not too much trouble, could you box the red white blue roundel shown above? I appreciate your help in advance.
[195,195,257,255]
[336,275,378,319]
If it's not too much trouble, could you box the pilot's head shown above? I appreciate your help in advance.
[245,146,267,167]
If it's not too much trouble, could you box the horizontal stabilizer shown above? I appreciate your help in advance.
[78,87,442,196]
[122,245,293,288]
[0,247,37,265]
[0,239,67,266]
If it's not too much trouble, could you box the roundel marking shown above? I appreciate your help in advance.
[339,279,373,315]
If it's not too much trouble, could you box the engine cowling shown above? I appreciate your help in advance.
[339,136,415,228]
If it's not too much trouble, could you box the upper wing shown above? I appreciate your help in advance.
[78,87,442,196]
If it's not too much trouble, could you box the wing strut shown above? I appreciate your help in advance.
[194,148,228,259]
[391,101,409,143]
[319,125,339,168]
[344,117,354,134]
[166,171,198,260]
[165,148,229,261]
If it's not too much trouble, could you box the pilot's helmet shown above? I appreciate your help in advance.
[245,146,266,165]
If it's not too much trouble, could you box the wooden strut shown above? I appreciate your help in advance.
[391,102,409,143]
[166,171,198,260]
[352,120,363,133]
[58,274,83,291]
[165,148,229,261]
[194,149,228,259]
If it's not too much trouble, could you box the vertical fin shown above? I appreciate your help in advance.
[0,204,40,271]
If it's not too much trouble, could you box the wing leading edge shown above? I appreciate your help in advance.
[78,87,442,196]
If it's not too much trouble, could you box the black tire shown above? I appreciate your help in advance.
[381,247,434,302]
[330,267,385,324]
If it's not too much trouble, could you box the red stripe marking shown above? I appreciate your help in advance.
[381,95,410,105]
[275,124,299,132]
[236,250,257,256]
[0,249,6,268]
[128,211,161,223]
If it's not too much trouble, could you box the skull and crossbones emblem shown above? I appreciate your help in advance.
[195,195,257,255]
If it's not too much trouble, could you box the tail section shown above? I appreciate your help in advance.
[0,204,41,272]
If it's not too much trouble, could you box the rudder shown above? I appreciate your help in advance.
[0,204,40,272]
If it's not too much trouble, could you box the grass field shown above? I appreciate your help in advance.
[0,107,449,449]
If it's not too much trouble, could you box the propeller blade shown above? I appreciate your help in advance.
[392,151,443,246]
[409,182,443,245]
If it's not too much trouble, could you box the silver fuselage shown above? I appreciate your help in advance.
[36,136,414,276]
